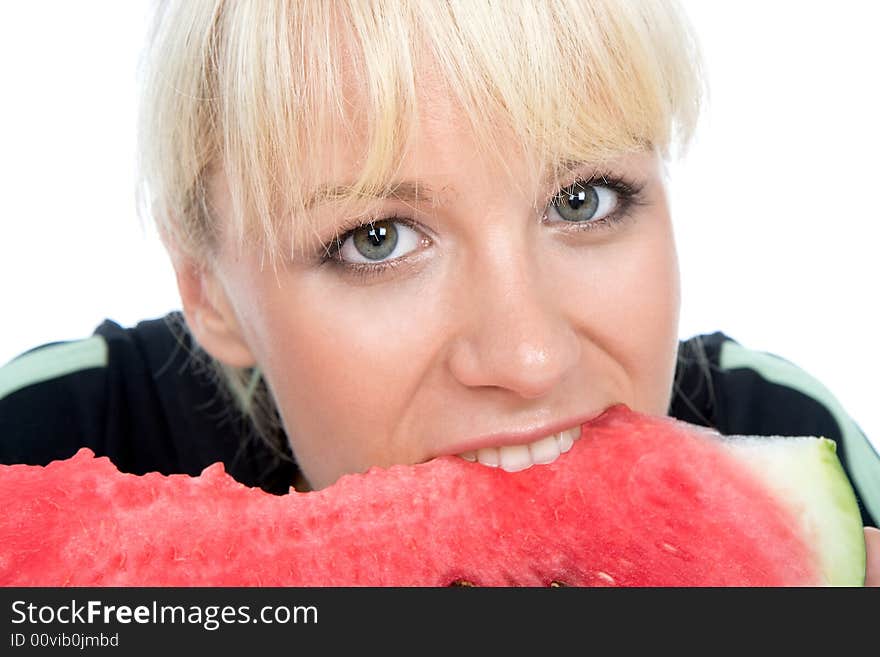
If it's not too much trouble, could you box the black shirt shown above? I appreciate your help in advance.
[1,312,877,527]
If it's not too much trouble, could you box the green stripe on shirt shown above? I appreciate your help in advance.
[0,336,108,401]
[720,340,880,526]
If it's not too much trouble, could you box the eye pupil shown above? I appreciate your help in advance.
[568,189,588,209]
[367,225,386,245]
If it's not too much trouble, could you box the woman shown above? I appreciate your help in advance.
[2,0,877,582]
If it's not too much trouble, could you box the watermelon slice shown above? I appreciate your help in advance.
[0,405,865,586]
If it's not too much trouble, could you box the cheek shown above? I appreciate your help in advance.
[559,217,680,415]
[248,275,440,488]
[624,247,680,415]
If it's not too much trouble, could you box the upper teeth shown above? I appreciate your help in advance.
[458,426,582,472]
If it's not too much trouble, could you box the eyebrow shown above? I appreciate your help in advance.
[304,181,442,210]
[302,159,606,210]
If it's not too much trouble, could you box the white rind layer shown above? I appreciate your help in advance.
[723,435,866,586]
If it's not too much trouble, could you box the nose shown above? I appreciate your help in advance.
[446,233,581,400]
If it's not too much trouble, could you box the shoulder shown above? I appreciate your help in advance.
[0,333,109,406]
[0,325,113,466]
[0,314,187,396]
[0,313,187,468]
[0,313,192,408]
[0,313,296,494]
[671,332,880,527]
[675,332,868,441]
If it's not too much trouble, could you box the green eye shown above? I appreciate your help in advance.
[333,218,423,266]
[550,182,618,223]
[351,220,399,261]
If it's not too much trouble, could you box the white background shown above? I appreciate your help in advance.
[0,2,877,448]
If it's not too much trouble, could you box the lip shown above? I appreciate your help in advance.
[434,408,607,460]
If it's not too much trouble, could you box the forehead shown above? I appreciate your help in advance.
[319,51,528,179]
[302,76,549,228]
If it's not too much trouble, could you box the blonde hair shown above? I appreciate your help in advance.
[137,0,705,448]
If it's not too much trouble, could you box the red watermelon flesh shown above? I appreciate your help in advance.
[0,405,865,586]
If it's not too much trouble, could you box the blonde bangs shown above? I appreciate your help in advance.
[415,0,703,197]
[137,0,704,266]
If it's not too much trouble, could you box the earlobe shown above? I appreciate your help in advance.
[173,259,257,368]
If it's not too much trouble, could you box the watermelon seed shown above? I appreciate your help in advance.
[596,571,616,585]
[549,580,568,587]
[448,579,476,586]
[657,540,694,561]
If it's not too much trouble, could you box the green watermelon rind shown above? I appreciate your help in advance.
[724,435,866,586]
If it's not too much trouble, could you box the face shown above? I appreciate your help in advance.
[204,79,681,492]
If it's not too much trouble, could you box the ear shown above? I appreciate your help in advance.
[173,257,257,368]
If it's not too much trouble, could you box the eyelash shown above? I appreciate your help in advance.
[318,172,646,284]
